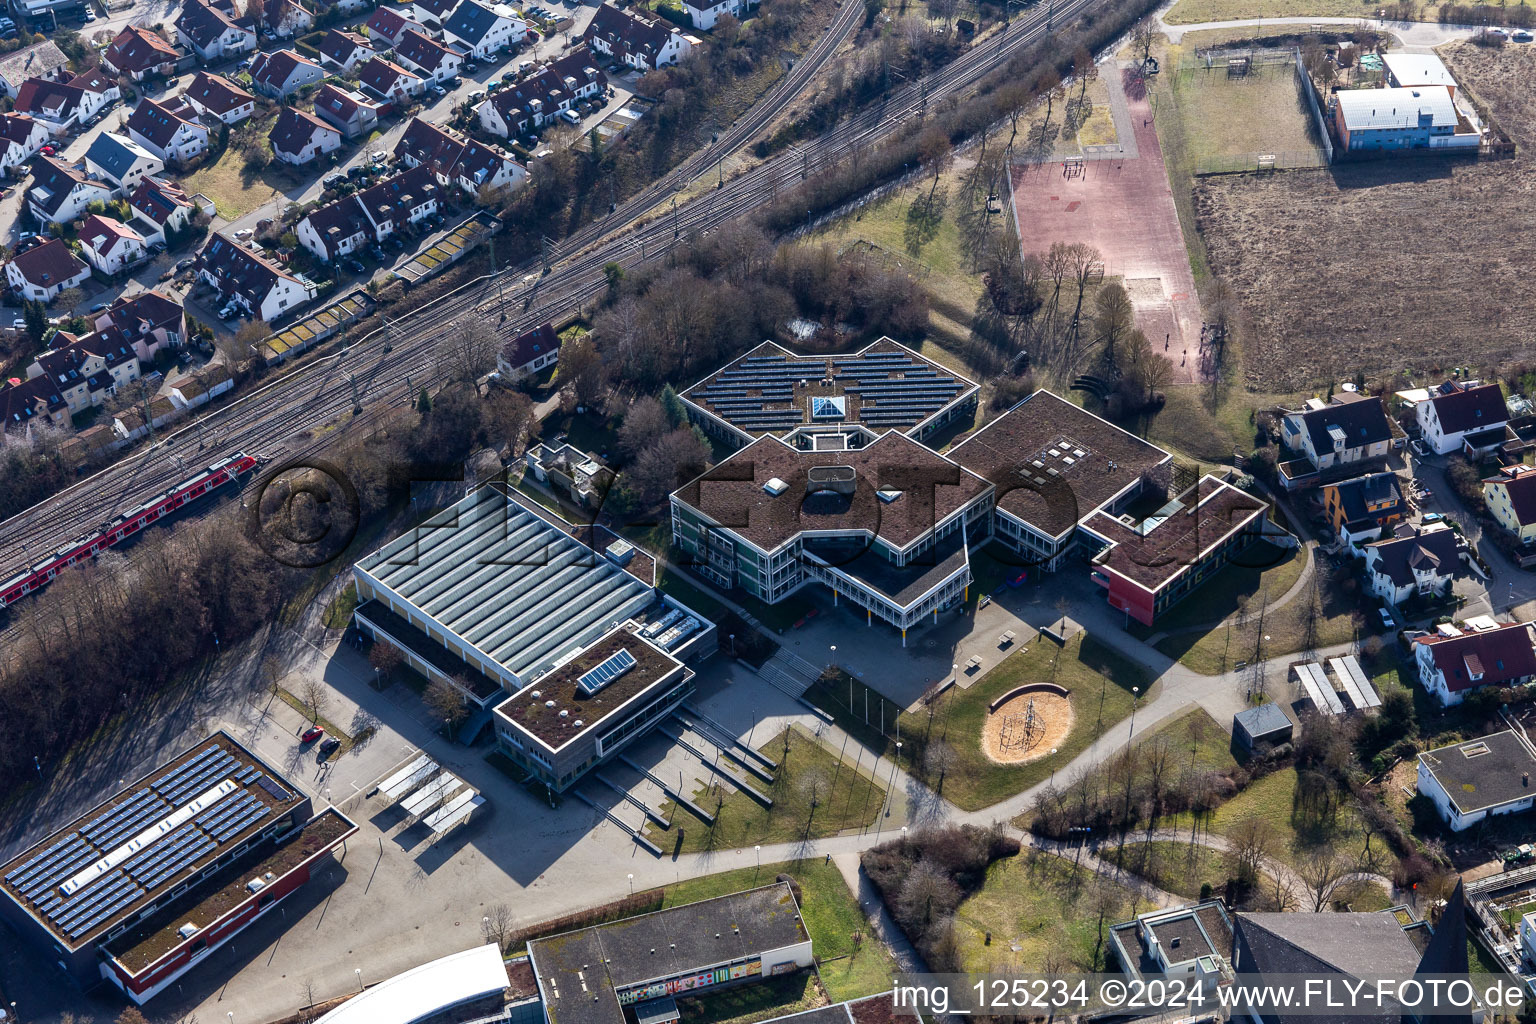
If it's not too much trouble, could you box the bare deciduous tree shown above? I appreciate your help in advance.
[1298,849,1355,912]
[300,679,330,725]
[1225,815,1276,888]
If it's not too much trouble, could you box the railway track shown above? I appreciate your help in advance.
[0,0,1097,599]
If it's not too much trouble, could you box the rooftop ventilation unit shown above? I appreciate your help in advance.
[605,539,635,566]
[178,922,199,939]
[876,488,902,504]
[807,465,856,496]
[763,477,788,496]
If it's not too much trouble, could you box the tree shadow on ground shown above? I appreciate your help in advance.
[904,185,949,256]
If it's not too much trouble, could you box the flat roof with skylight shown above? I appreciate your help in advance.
[0,731,304,951]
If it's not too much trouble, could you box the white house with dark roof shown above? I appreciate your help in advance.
[26,157,114,227]
[1418,379,1510,455]
[90,289,186,360]
[0,42,68,99]
[443,0,526,59]
[22,330,143,413]
[14,78,96,136]
[1418,730,1536,830]
[269,107,343,166]
[1362,522,1459,607]
[196,233,317,321]
[125,99,210,164]
[259,0,314,37]
[363,7,429,48]
[393,116,525,194]
[318,28,374,72]
[182,72,256,126]
[79,214,150,276]
[393,29,463,82]
[1278,392,1393,489]
[297,165,440,260]
[84,132,164,192]
[582,3,694,70]
[683,0,753,29]
[129,176,196,244]
[0,113,49,172]
[497,322,561,379]
[249,49,325,99]
[477,48,605,137]
[176,0,257,60]
[313,84,381,139]
[358,56,425,103]
[411,0,459,26]
[6,238,91,302]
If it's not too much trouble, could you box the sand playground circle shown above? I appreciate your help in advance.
[981,686,1074,765]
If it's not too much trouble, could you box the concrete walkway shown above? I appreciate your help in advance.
[1155,11,1482,49]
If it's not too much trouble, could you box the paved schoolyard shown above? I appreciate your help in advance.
[1010,67,1203,381]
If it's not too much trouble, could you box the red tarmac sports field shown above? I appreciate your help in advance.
[1010,69,1202,381]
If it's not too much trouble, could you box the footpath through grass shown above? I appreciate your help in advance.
[951,848,1147,971]
[656,858,897,1003]
[805,634,1156,812]
[647,727,887,854]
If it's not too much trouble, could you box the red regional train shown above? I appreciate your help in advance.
[0,452,259,610]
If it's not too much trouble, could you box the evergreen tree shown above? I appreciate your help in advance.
[417,387,432,414]
[660,384,686,428]
[23,299,46,346]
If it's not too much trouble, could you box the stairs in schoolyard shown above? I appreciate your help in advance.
[757,648,822,699]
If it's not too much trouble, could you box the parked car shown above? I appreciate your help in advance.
[301,726,324,743]
[233,227,254,239]
[238,58,252,69]
[82,8,95,20]
[518,59,534,74]
[346,257,366,274]
[430,82,446,96]
[1514,28,1533,40]
[446,75,463,88]
[469,89,485,102]
[176,257,195,271]
[0,17,17,34]
[558,108,579,125]
[347,164,369,178]
[323,172,346,189]
[11,317,23,329]
[1379,607,1396,629]
[463,61,478,72]
[317,737,341,759]
[89,302,107,313]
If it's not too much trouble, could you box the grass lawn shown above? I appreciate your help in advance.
[322,581,358,629]
[1160,64,1324,171]
[654,858,897,1003]
[275,687,356,759]
[646,727,887,854]
[677,973,825,1024]
[181,144,310,221]
[951,848,1148,971]
[1154,557,1365,675]
[1139,706,1240,775]
[1102,839,1234,901]
[1164,0,1400,22]
[1077,75,1118,147]
[805,634,1156,811]
[1170,766,1374,871]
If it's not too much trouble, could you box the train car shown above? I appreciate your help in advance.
[0,452,258,610]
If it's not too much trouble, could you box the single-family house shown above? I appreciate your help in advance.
[79,214,150,275]
[358,56,425,104]
[393,116,525,193]
[1484,464,1536,547]
[392,29,462,82]
[23,332,142,414]
[125,98,210,165]
[91,289,187,359]
[442,0,526,59]
[268,107,343,165]
[1413,620,1536,706]
[102,26,181,81]
[83,132,164,192]
[318,28,373,72]
[1278,392,1393,490]
[176,0,258,61]
[313,84,382,139]
[296,164,440,259]
[1321,471,1404,553]
[682,0,753,29]
[0,113,49,172]
[1362,522,1459,608]
[6,238,91,302]
[14,78,94,136]
[259,0,313,38]
[0,374,68,430]
[496,321,560,380]
[1418,379,1510,455]
[0,42,68,100]
[182,72,256,126]
[196,233,317,321]
[411,0,459,26]
[249,48,325,99]
[477,48,605,138]
[363,7,429,48]
[168,361,234,410]
[1419,730,1536,831]
[64,68,123,116]
[582,3,695,70]
[129,176,196,245]
[26,157,114,226]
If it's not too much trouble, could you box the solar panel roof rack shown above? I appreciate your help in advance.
[153,745,222,794]
[9,835,88,888]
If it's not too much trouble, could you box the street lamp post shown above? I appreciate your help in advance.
[755,844,761,869]
[356,967,363,991]
[628,873,634,894]
[1129,687,1141,737]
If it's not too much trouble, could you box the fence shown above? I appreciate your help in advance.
[1194,149,1330,174]
[1294,47,1336,164]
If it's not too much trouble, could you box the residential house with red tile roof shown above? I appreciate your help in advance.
[5,238,91,302]
[268,107,342,165]
[393,29,463,82]
[102,26,180,81]
[259,0,313,37]
[176,0,257,61]
[129,176,197,244]
[1484,464,1536,548]
[363,6,429,47]
[125,98,210,164]
[196,233,317,321]
[313,84,382,139]
[582,3,694,70]
[393,116,525,194]
[1413,620,1536,705]
[182,72,256,126]
[357,55,425,103]
[22,329,144,415]
[0,374,68,430]
[89,289,186,361]
[0,113,49,172]
[497,322,561,380]
[249,48,324,99]
[14,78,99,136]
[79,214,149,275]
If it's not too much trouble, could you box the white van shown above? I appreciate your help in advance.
[558,108,580,125]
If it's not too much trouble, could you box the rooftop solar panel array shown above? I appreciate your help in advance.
[358,489,654,682]
[577,648,636,696]
[688,349,972,435]
[0,738,293,945]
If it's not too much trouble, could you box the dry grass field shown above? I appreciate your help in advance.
[1165,64,1323,166]
[1192,42,1536,390]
